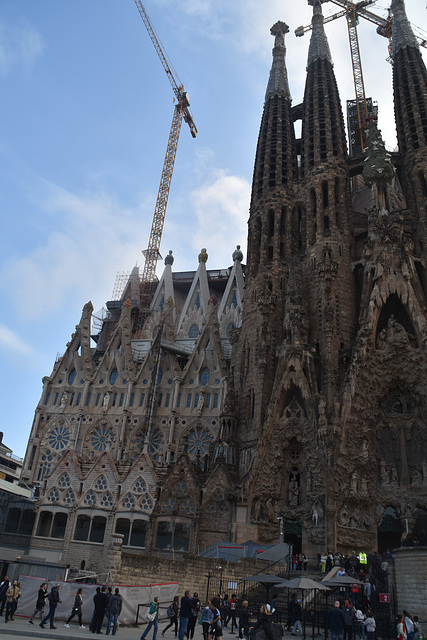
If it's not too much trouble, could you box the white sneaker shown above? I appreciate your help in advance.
[80,625,86,629]
[64,624,70,628]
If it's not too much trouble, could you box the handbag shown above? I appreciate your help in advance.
[145,609,156,622]
[197,612,203,625]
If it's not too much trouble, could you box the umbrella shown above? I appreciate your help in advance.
[276,577,331,591]
[241,574,283,583]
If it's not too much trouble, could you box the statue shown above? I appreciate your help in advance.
[103,392,110,412]
[59,392,67,413]
[288,471,299,506]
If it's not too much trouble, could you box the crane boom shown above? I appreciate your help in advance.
[133,1,197,334]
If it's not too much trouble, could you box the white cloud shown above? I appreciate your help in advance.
[190,170,250,265]
[0,20,45,75]
[0,324,33,356]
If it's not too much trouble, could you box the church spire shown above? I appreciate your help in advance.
[265,21,291,100]
[307,0,333,66]
[391,0,419,57]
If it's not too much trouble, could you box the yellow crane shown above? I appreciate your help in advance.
[133,1,197,332]
[295,0,427,153]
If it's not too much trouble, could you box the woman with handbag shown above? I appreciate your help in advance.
[162,596,179,637]
[141,596,160,640]
[64,587,85,629]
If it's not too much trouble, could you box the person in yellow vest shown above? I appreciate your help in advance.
[358,552,367,572]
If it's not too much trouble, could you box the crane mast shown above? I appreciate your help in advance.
[133,1,197,334]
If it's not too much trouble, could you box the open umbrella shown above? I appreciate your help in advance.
[276,577,331,591]
[241,574,283,602]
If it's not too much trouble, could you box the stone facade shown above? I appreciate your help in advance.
[20,0,427,577]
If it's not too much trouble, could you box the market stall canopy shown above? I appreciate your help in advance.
[276,577,331,591]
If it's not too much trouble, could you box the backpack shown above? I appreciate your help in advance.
[167,605,174,618]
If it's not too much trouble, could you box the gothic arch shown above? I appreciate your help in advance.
[375,293,418,348]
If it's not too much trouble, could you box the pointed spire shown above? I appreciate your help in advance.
[265,21,291,100]
[391,0,419,57]
[307,0,333,66]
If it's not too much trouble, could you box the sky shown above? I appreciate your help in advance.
[0,0,426,459]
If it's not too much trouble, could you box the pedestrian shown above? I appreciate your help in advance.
[327,601,346,640]
[163,595,179,637]
[364,610,376,640]
[106,587,123,636]
[404,611,416,640]
[210,598,223,640]
[249,604,274,640]
[221,595,229,628]
[355,607,365,640]
[288,593,298,631]
[291,599,303,636]
[201,601,213,640]
[342,600,354,640]
[396,614,407,640]
[29,582,48,624]
[414,617,423,640]
[179,591,192,640]
[238,600,251,640]
[5,579,20,623]
[64,587,85,629]
[40,583,62,629]
[0,577,9,616]
[226,594,238,634]
[92,585,108,634]
[141,596,160,640]
[187,592,200,640]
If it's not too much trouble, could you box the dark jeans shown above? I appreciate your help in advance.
[66,607,83,626]
[226,612,238,633]
[41,604,58,628]
[164,615,178,636]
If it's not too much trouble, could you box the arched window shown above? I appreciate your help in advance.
[109,368,118,385]
[68,369,76,385]
[200,367,210,386]
[189,324,199,339]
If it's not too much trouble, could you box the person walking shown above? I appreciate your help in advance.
[141,596,160,640]
[327,601,346,640]
[179,591,192,640]
[210,598,223,640]
[40,583,61,629]
[106,587,123,636]
[200,601,212,640]
[226,594,238,634]
[238,600,251,640]
[187,592,200,640]
[355,607,366,640]
[364,610,376,640]
[291,599,303,635]
[64,587,85,629]
[29,582,48,624]
[5,580,20,623]
[163,595,179,637]
[0,577,9,617]
[249,604,275,640]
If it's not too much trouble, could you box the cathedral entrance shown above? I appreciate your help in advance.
[377,506,402,553]
[284,519,302,554]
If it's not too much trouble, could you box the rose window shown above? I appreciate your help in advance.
[133,477,147,494]
[122,493,136,510]
[94,475,108,491]
[83,490,97,507]
[139,493,153,511]
[179,498,195,515]
[91,426,114,452]
[173,481,189,497]
[161,497,177,513]
[187,429,211,456]
[63,488,75,505]
[58,473,71,489]
[137,428,162,456]
[100,492,114,508]
[49,424,71,451]
[47,488,59,503]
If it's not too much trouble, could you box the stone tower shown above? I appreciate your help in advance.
[232,0,427,556]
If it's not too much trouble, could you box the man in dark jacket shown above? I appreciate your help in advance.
[179,591,192,640]
[106,587,123,636]
[0,578,9,616]
[40,584,61,629]
[29,582,48,623]
[327,601,346,640]
[92,586,108,634]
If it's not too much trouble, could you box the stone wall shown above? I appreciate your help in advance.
[116,553,284,601]
[393,547,427,620]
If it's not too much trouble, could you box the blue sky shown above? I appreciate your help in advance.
[1,0,426,458]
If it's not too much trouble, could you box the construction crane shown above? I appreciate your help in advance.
[133,1,197,333]
[295,0,427,153]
